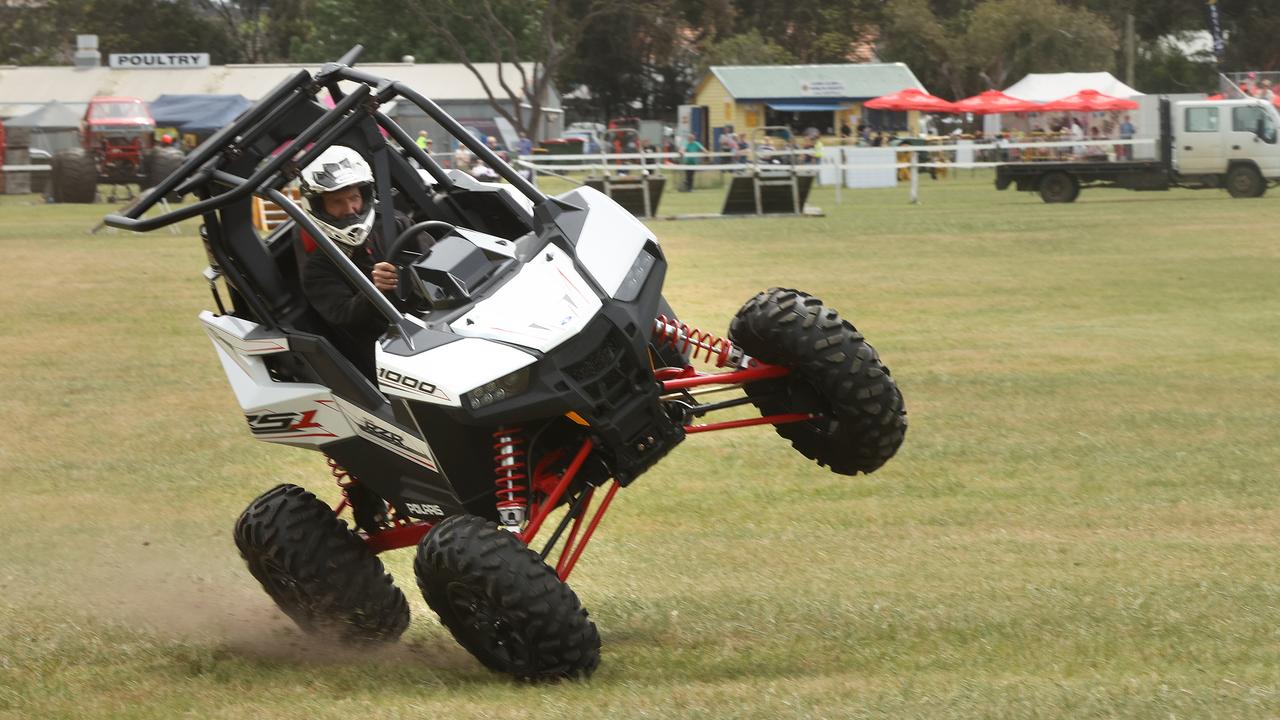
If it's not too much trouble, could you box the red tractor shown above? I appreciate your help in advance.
[51,96,185,203]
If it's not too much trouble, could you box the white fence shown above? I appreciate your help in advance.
[514,138,1158,204]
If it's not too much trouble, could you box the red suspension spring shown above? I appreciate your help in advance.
[327,455,355,488]
[492,426,529,530]
[653,314,739,368]
[327,455,355,514]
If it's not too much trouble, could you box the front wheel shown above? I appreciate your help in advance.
[415,515,600,680]
[51,148,98,203]
[729,288,907,475]
[1226,165,1264,198]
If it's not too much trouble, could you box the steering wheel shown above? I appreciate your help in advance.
[384,220,457,302]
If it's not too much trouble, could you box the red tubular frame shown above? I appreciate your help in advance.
[660,362,789,390]
[352,361,804,570]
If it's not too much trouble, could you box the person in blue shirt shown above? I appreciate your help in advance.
[680,133,706,192]
[1118,115,1135,160]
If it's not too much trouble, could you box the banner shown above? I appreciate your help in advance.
[1207,0,1226,61]
[109,53,210,69]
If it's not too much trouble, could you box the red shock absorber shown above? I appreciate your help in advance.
[653,314,742,368]
[492,426,529,531]
[327,455,355,514]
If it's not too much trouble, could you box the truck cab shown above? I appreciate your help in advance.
[1173,98,1280,194]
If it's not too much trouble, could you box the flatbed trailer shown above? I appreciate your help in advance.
[996,158,1171,202]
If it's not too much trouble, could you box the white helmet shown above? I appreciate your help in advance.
[299,145,375,248]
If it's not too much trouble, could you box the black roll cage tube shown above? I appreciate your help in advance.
[101,46,552,349]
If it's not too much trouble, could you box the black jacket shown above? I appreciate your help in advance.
[302,212,429,378]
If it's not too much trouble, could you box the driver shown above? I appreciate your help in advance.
[299,145,434,378]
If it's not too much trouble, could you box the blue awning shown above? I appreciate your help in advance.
[767,102,844,112]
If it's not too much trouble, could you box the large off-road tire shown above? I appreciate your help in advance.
[415,514,600,680]
[1038,171,1079,203]
[1226,164,1264,198]
[51,148,97,203]
[729,288,907,475]
[145,147,185,201]
[233,484,409,642]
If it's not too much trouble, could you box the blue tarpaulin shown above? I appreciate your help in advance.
[149,94,252,136]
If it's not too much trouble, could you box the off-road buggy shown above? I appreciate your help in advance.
[105,49,907,681]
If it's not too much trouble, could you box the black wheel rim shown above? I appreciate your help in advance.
[1045,175,1067,199]
[259,555,314,613]
[446,581,531,670]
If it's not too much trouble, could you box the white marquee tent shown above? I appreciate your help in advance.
[983,72,1145,141]
[1002,72,1142,103]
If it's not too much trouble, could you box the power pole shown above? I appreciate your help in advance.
[1125,13,1136,88]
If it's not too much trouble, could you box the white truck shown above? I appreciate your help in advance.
[996,96,1280,202]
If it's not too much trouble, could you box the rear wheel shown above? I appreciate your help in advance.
[1039,171,1079,203]
[1226,165,1264,198]
[415,514,600,680]
[729,288,907,475]
[51,148,97,203]
[234,484,409,642]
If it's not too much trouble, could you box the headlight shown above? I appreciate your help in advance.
[462,368,531,410]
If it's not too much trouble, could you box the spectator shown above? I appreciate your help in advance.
[719,127,739,161]
[1084,127,1107,160]
[1070,118,1085,156]
[485,135,508,162]
[415,130,431,152]
[1118,114,1135,160]
[516,132,533,157]
[680,133,705,192]
[453,145,472,172]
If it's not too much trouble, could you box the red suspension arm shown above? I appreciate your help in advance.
[521,437,595,544]
[557,481,620,581]
[660,362,789,391]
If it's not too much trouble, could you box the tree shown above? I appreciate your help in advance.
[703,29,796,68]
[722,0,878,63]
[1217,0,1280,70]
[1136,34,1217,93]
[964,0,1119,91]
[563,1,707,120]
[0,0,232,65]
[190,0,315,63]
[387,0,633,139]
[877,0,1118,99]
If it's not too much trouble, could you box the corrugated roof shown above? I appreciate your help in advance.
[709,63,925,101]
[0,61,556,108]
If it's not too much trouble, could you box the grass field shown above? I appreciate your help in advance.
[1,173,1278,718]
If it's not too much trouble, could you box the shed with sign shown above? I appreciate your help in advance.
[690,63,927,147]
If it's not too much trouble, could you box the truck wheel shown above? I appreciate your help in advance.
[729,288,907,475]
[415,515,600,680]
[234,484,410,642]
[51,148,98,203]
[1226,165,1264,198]
[1039,171,1079,203]
[145,147,186,201]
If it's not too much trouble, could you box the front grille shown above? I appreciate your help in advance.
[566,331,642,413]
